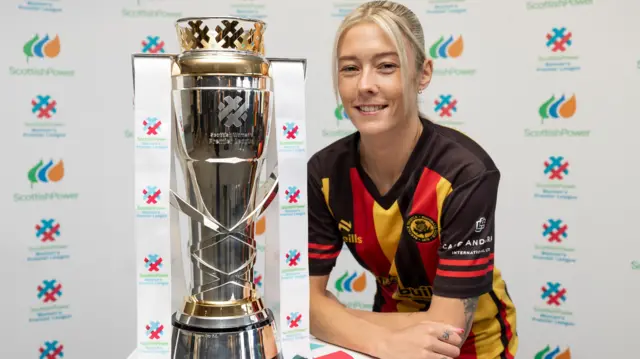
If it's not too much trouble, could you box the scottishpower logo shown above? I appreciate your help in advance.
[429,35,464,59]
[334,104,349,120]
[335,271,366,294]
[525,94,588,138]
[14,159,78,202]
[527,0,593,10]
[535,345,571,359]
[28,159,64,187]
[11,33,75,77]
[23,34,60,62]
[539,94,576,123]
[429,35,476,77]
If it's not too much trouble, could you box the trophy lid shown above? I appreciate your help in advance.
[176,16,267,56]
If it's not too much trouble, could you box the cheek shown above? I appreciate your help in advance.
[338,80,356,101]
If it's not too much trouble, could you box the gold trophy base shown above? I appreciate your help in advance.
[172,297,282,359]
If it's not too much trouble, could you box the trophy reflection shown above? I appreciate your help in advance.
[169,16,280,359]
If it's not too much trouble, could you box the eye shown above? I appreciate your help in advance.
[340,65,358,72]
[379,63,398,72]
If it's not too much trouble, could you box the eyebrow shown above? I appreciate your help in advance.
[338,51,399,62]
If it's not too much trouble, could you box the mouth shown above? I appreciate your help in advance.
[355,104,388,115]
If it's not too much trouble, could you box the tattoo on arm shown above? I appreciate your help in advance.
[461,297,479,341]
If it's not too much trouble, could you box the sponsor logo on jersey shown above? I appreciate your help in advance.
[406,214,439,243]
[441,236,493,250]
[394,285,434,301]
[376,275,398,287]
[338,219,362,244]
[475,217,486,232]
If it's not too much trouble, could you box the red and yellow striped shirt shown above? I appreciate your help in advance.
[308,117,518,359]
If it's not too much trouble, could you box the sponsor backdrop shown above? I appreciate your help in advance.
[0,0,638,358]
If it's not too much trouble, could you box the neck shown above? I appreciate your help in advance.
[359,115,423,195]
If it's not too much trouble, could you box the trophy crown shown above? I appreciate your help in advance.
[175,16,266,55]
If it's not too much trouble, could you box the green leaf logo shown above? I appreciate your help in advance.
[538,95,555,123]
[28,159,44,187]
[534,345,551,359]
[429,36,445,59]
[23,34,39,62]
[335,271,348,293]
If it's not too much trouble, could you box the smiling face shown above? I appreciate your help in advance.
[337,21,429,136]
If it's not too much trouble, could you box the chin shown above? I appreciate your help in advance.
[351,116,397,136]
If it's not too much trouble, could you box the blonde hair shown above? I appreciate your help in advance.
[332,0,428,113]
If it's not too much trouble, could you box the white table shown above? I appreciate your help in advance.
[127,337,372,359]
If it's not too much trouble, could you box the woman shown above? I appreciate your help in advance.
[307,1,518,359]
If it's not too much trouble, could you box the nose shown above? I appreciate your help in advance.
[357,67,378,95]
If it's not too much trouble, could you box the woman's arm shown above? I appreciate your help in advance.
[309,275,390,357]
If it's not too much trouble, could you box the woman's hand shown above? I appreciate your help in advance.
[374,320,463,359]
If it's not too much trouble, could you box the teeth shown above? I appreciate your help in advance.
[360,105,385,112]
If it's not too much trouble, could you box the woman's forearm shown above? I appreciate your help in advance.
[310,293,390,357]
[345,307,429,331]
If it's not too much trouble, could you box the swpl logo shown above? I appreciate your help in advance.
[146,321,165,340]
[285,249,301,267]
[284,186,301,204]
[282,122,299,140]
[39,340,64,359]
[37,279,63,303]
[141,36,165,54]
[543,156,569,180]
[546,27,572,53]
[144,254,163,272]
[143,117,162,135]
[36,219,61,242]
[142,186,162,204]
[32,95,57,119]
[542,219,568,243]
[434,94,458,117]
[540,282,567,306]
[286,312,303,329]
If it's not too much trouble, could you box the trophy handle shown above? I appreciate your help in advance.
[169,166,279,233]
[169,190,224,232]
[229,164,279,232]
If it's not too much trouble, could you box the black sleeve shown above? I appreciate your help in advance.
[432,170,500,298]
[307,156,342,276]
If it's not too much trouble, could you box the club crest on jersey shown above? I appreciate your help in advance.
[406,214,438,243]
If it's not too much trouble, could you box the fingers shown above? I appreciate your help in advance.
[420,322,464,347]
[426,339,460,359]
[438,328,463,347]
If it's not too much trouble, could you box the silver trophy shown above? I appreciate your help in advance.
[169,16,280,359]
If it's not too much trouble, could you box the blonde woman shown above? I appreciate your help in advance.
[306,1,518,358]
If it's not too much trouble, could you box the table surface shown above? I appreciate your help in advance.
[127,337,372,359]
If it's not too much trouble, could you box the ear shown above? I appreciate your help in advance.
[417,58,433,92]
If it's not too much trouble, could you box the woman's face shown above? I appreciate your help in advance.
[337,22,425,136]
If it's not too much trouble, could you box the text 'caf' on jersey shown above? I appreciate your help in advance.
[307,117,518,359]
